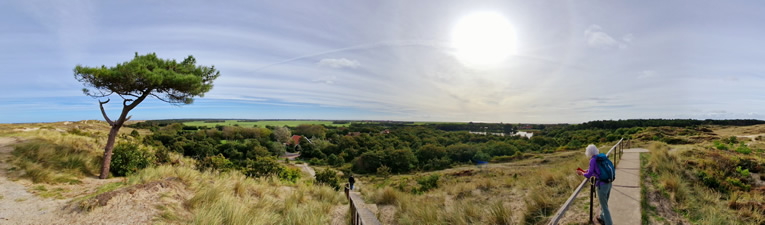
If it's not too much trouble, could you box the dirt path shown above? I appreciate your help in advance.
[0,137,167,225]
[296,163,316,178]
[0,137,67,224]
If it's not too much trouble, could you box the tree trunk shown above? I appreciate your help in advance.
[99,125,121,179]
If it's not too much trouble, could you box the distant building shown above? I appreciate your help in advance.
[291,135,302,145]
[347,132,361,137]
[380,129,390,134]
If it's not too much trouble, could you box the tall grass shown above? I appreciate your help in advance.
[124,165,346,225]
[643,142,765,224]
[11,137,101,183]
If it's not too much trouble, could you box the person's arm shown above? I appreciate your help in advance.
[582,158,597,178]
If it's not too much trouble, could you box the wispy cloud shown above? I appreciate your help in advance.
[317,58,361,69]
[584,25,631,49]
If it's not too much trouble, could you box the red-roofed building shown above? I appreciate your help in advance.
[291,135,302,145]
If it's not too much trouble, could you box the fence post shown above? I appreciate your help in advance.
[589,177,595,224]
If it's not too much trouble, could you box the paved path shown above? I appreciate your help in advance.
[607,148,649,225]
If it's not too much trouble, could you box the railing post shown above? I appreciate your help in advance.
[589,177,595,224]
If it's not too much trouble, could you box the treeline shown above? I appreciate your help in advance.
[573,119,765,130]
[134,121,641,176]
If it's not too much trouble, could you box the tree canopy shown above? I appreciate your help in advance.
[75,52,219,105]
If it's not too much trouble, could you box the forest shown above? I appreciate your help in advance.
[124,119,755,178]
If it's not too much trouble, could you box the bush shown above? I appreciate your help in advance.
[376,165,391,178]
[713,140,729,150]
[736,166,750,177]
[416,174,439,193]
[199,154,235,172]
[110,142,153,176]
[315,169,340,190]
[245,157,283,177]
[129,130,140,138]
[278,167,301,183]
[735,144,751,154]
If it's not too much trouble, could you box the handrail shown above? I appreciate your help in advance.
[547,138,624,225]
[344,184,383,225]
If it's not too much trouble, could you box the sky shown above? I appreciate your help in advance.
[1,0,764,124]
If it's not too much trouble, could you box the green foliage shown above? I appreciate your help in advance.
[713,140,729,150]
[327,154,342,167]
[315,169,340,190]
[416,174,440,193]
[736,166,750,177]
[245,157,282,177]
[129,130,140,138]
[199,154,235,172]
[735,144,751,154]
[110,142,153,176]
[376,165,391,178]
[294,124,327,139]
[278,167,301,183]
[74,52,220,105]
[473,150,491,162]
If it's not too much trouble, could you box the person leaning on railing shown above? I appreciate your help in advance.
[576,144,613,225]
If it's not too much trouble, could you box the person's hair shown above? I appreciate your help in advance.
[585,144,599,158]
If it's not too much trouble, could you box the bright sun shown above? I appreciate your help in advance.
[451,12,516,66]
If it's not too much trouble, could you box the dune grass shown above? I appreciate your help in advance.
[120,165,347,225]
[358,149,595,225]
[642,142,765,224]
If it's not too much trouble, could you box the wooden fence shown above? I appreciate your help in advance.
[345,184,383,225]
[547,138,626,225]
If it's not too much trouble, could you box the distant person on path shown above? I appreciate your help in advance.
[349,174,356,190]
[576,144,614,225]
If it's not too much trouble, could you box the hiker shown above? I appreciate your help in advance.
[576,144,614,225]
[349,174,355,190]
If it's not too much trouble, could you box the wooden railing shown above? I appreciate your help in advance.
[547,138,626,225]
[345,184,383,225]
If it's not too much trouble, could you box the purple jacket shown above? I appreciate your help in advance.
[583,156,607,186]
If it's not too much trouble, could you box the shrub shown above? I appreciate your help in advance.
[308,157,326,166]
[714,140,729,150]
[315,169,340,190]
[416,174,439,193]
[735,144,751,154]
[735,166,750,177]
[376,165,391,178]
[110,142,153,176]
[278,167,301,183]
[327,154,342,167]
[129,130,140,138]
[245,157,283,177]
[199,154,235,172]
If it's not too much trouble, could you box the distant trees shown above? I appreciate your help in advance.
[273,126,292,144]
[294,124,327,139]
[74,53,220,179]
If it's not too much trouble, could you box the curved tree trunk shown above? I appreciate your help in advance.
[99,125,121,179]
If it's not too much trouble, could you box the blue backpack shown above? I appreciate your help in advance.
[595,153,615,183]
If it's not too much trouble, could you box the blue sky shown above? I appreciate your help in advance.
[1,0,764,123]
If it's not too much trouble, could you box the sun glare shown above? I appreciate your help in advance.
[451,12,516,66]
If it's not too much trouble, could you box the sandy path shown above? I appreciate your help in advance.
[296,163,316,178]
[0,137,166,225]
[0,137,66,224]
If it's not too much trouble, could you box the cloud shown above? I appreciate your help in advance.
[317,58,361,69]
[312,76,337,85]
[584,25,631,49]
[638,70,656,79]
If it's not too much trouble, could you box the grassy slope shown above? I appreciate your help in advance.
[356,148,615,225]
[641,139,765,224]
[1,121,348,225]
